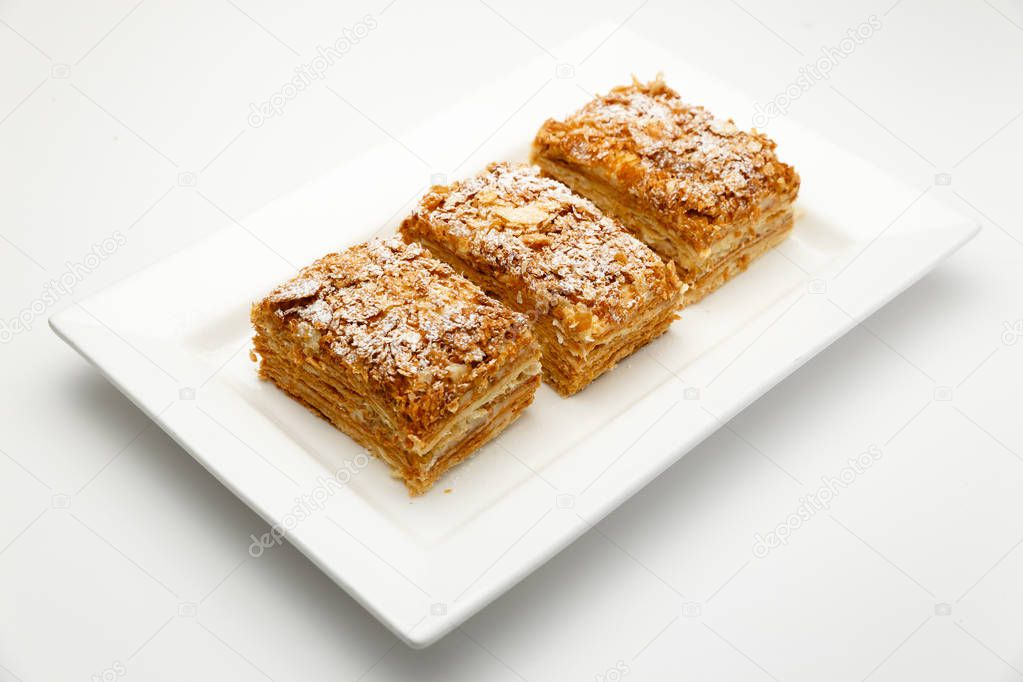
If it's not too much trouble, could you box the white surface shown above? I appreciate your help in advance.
[2,0,1022,678]
[47,26,977,647]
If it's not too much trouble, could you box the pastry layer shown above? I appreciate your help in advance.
[532,76,799,300]
[685,214,793,304]
[400,163,685,395]
[411,235,681,394]
[251,237,541,495]
[256,336,540,494]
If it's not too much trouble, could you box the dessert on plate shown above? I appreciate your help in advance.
[250,237,541,495]
[400,162,685,396]
[532,76,800,303]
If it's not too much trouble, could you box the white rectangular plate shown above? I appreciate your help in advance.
[51,28,976,647]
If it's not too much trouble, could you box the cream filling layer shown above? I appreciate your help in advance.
[415,357,541,468]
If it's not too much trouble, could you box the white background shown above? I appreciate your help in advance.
[2,0,1022,680]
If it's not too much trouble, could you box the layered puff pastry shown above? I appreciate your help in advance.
[251,237,541,496]
[399,163,685,396]
[532,76,800,304]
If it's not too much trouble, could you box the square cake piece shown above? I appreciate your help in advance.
[251,237,541,496]
[532,76,800,303]
[400,163,685,396]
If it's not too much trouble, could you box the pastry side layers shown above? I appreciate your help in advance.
[532,76,799,302]
[250,237,541,495]
[400,163,684,395]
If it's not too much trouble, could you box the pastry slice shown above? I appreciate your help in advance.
[532,76,800,304]
[400,163,684,396]
[251,237,541,496]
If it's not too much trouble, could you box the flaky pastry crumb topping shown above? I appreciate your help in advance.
[255,237,534,424]
[402,163,682,339]
[533,76,800,246]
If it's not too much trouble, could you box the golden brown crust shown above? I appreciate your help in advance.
[399,163,685,395]
[532,76,800,252]
[400,162,683,343]
[251,237,537,439]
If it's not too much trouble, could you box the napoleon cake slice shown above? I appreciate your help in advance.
[251,237,541,495]
[400,163,684,396]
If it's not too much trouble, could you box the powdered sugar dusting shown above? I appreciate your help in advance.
[534,76,800,231]
[259,237,532,401]
[402,163,682,336]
